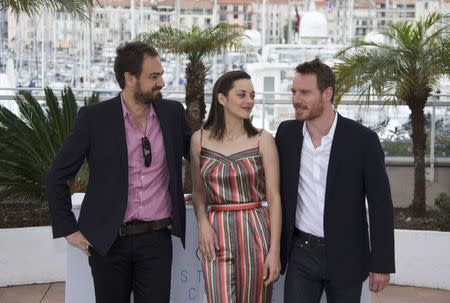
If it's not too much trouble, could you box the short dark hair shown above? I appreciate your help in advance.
[204,70,259,141]
[114,41,159,89]
[295,58,335,102]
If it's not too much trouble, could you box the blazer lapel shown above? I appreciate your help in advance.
[111,96,128,179]
[324,114,345,205]
[153,100,176,177]
[289,121,304,212]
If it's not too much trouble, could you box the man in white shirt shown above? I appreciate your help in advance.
[275,59,395,303]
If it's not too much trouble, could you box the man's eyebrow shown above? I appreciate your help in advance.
[149,71,164,76]
[291,88,311,92]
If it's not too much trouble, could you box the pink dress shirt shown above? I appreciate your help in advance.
[121,94,172,223]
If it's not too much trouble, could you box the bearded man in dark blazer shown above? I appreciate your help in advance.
[47,41,191,303]
[275,58,395,303]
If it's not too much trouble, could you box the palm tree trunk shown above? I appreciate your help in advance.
[183,59,206,193]
[185,59,206,132]
[410,105,427,217]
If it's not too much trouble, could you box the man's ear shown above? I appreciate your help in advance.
[323,87,333,103]
[124,72,136,88]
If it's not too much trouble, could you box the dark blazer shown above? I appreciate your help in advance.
[275,114,395,286]
[47,95,191,256]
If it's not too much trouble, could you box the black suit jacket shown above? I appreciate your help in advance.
[47,95,191,256]
[275,114,395,286]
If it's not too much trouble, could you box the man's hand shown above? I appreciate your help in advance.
[369,272,390,292]
[66,231,91,256]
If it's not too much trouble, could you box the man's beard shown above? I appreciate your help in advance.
[134,84,163,105]
[295,97,324,121]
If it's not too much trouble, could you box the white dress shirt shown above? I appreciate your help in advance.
[295,113,338,237]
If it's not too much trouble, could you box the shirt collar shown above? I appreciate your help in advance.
[120,92,156,119]
[302,110,338,141]
[325,111,338,140]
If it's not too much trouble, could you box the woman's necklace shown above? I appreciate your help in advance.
[225,129,245,141]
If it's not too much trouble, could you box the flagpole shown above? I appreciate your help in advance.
[294,5,300,43]
[140,0,143,30]
[41,7,46,88]
[212,0,218,83]
[261,0,266,47]
[175,0,181,90]
[287,0,291,43]
[131,0,135,39]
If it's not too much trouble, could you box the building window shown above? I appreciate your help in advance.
[234,13,238,19]
[233,5,238,12]
[220,14,226,21]
[160,15,170,23]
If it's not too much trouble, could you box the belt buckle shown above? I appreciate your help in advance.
[119,226,127,236]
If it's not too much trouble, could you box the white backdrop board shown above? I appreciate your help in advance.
[67,194,369,302]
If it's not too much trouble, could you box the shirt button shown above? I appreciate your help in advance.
[141,176,144,179]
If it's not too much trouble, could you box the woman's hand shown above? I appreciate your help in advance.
[263,250,281,286]
[198,220,219,261]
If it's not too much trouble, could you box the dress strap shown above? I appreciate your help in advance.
[200,128,204,148]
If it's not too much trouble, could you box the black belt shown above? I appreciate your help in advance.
[119,218,172,236]
[294,228,326,245]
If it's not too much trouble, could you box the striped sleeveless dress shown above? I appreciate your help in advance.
[200,142,272,303]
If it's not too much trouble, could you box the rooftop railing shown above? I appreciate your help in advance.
[1,87,449,179]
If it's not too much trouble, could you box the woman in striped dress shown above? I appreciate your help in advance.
[190,70,282,303]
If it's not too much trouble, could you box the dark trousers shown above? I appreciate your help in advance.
[88,228,172,303]
[284,230,362,303]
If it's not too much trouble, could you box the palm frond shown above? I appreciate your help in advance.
[60,87,79,144]
[335,12,449,107]
[1,0,95,21]
[0,87,98,204]
[138,23,244,61]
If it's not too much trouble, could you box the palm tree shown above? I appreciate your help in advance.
[334,12,450,217]
[0,87,98,205]
[1,0,94,20]
[139,24,244,192]
[139,23,244,132]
